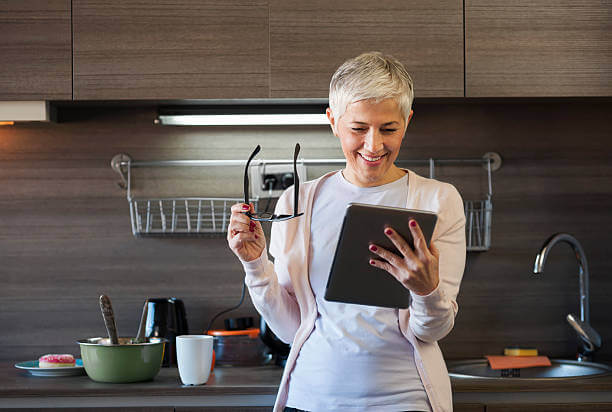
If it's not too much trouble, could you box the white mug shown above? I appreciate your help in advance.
[176,335,214,385]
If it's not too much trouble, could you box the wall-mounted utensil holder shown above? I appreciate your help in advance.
[464,199,492,252]
[111,152,501,250]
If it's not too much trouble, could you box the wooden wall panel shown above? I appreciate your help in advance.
[1,101,611,364]
[466,0,612,97]
[0,0,71,100]
[270,0,464,98]
[73,0,269,100]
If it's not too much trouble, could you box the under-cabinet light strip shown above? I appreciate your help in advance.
[157,113,329,126]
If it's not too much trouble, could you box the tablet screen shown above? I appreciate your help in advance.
[324,203,437,309]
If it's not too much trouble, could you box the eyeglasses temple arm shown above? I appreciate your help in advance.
[293,143,300,216]
[244,145,261,206]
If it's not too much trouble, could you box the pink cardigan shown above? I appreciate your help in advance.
[242,170,466,412]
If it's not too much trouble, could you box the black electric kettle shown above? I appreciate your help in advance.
[145,297,188,367]
[260,318,290,366]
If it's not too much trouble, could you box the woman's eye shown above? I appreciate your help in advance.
[351,128,366,132]
[382,129,398,133]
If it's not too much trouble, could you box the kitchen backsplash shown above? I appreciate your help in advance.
[1,101,610,362]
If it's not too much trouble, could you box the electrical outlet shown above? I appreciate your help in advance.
[249,163,307,198]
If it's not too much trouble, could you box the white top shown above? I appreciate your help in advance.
[241,169,467,412]
[285,171,432,412]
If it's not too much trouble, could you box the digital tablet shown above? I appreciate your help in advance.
[324,203,438,309]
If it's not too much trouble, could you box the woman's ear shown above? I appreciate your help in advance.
[326,107,338,137]
[399,110,413,137]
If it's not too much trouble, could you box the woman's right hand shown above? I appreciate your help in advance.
[227,203,265,262]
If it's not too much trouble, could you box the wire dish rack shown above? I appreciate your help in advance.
[129,197,259,236]
[111,154,261,237]
[111,152,500,250]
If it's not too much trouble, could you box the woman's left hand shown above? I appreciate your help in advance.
[368,219,440,296]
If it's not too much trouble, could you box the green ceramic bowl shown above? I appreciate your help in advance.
[77,337,167,383]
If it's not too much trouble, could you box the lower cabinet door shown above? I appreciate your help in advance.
[454,403,486,412]
[175,408,270,412]
[487,403,612,412]
[0,408,173,412]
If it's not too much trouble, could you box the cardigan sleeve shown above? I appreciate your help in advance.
[241,188,301,344]
[405,183,467,343]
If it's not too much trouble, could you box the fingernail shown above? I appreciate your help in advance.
[255,235,259,239]
[369,245,377,252]
[250,221,255,227]
[242,204,250,210]
[385,228,393,235]
[410,220,417,228]
[249,227,254,232]
[369,259,376,265]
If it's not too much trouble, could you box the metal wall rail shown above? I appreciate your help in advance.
[111,152,501,250]
[111,152,502,191]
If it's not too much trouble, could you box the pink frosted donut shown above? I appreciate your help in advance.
[38,354,75,368]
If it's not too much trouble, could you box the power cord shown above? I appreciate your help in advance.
[204,281,246,334]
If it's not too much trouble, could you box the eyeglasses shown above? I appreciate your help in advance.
[243,143,304,222]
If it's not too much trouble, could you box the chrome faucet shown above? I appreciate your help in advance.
[533,233,602,362]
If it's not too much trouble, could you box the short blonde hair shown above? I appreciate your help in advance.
[328,51,414,121]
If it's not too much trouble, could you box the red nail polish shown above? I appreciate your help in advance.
[369,245,377,252]
[385,229,393,235]
[410,220,417,227]
[255,235,259,239]
[242,204,250,210]
[369,259,375,265]
[249,227,254,232]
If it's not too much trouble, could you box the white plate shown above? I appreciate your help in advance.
[14,359,85,377]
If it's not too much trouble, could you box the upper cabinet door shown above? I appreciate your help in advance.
[0,0,71,100]
[73,0,269,100]
[269,0,464,99]
[466,0,612,97]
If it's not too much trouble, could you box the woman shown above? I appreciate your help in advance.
[227,52,466,412]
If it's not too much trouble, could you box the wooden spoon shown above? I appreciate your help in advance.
[99,294,119,345]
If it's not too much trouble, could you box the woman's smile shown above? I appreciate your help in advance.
[358,151,387,165]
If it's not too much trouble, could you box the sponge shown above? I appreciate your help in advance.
[504,347,538,356]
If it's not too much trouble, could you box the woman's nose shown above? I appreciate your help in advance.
[364,129,384,152]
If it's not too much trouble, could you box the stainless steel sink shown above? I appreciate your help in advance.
[447,359,612,379]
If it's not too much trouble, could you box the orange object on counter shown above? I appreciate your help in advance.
[486,355,551,370]
[206,328,260,339]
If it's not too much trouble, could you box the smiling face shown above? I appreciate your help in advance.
[327,98,412,187]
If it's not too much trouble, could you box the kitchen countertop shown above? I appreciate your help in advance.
[3,361,612,408]
[1,363,282,408]
[2,363,282,397]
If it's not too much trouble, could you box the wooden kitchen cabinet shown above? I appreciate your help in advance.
[0,408,172,412]
[0,0,72,100]
[454,404,486,412]
[72,0,269,100]
[269,0,464,98]
[466,0,612,97]
[176,408,270,411]
[487,403,612,411]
